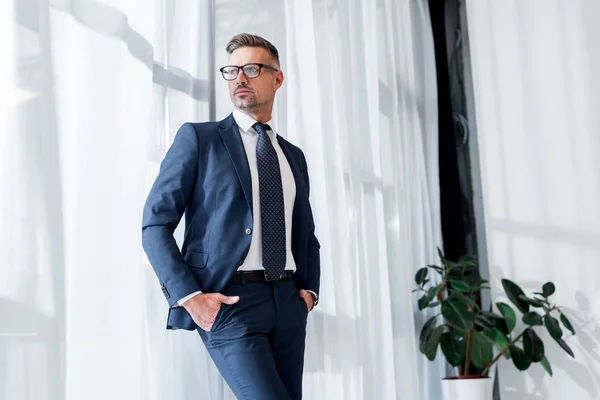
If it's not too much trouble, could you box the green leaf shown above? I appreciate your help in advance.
[502,279,530,314]
[447,265,466,276]
[475,314,496,331]
[459,254,477,264]
[560,312,576,335]
[418,285,438,310]
[437,247,446,263]
[481,311,509,335]
[533,296,550,305]
[471,331,494,369]
[427,301,440,308]
[540,356,553,376]
[450,281,472,292]
[522,312,544,326]
[442,298,475,331]
[425,326,444,361]
[496,302,517,333]
[518,295,545,308]
[523,329,545,362]
[457,255,478,269]
[509,345,532,371]
[481,311,505,321]
[415,268,428,285]
[475,311,506,331]
[419,315,438,354]
[440,332,465,366]
[418,285,440,310]
[446,276,468,283]
[428,264,444,274]
[556,338,575,358]
[493,317,510,336]
[545,315,563,340]
[449,291,479,309]
[542,282,556,298]
[483,328,511,359]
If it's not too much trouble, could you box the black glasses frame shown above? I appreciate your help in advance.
[219,63,279,81]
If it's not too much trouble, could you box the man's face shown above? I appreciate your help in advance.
[226,47,283,113]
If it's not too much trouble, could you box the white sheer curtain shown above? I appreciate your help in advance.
[0,1,441,399]
[466,1,600,399]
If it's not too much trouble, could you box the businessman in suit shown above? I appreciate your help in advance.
[142,33,321,399]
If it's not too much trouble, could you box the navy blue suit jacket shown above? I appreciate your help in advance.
[142,113,321,330]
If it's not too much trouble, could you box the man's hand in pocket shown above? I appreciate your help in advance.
[182,293,239,331]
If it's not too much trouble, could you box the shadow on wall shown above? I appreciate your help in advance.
[47,0,210,103]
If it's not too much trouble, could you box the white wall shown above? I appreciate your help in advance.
[466,1,600,399]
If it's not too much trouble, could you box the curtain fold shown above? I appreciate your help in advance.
[0,1,441,399]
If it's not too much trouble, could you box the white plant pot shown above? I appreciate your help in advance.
[441,376,493,400]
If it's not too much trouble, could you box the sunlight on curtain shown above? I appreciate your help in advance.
[467,1,600,399]
[0,0,441,399]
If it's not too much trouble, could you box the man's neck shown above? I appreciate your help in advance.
[235,107,272,124]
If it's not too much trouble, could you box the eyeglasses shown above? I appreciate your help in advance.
[219,63,279,81]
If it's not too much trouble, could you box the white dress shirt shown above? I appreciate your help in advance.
[233,109,298,273]
[177,110,316,306]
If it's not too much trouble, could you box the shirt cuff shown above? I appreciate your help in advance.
[176,291,202,307]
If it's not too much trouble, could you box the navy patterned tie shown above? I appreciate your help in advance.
[254,123,286,280]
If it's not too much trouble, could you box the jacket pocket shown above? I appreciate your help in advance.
[184,250,209,269]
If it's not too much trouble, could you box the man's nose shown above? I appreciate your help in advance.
[235,69,248,85]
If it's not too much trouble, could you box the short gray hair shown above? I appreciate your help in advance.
[225,33,280,67]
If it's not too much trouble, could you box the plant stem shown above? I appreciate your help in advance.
[437,281,447,303]
[464,329,473,376]
[481,331,525,377]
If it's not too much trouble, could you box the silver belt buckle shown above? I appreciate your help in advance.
[264,270,276,281]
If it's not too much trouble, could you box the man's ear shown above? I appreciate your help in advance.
[275,70,284,89]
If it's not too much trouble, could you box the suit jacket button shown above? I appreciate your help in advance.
[245,228,252,235]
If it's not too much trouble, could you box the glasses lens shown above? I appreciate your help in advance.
[222,67,238,80]
[243,64,260,78]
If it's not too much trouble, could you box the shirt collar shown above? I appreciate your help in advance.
[232,109,277,138]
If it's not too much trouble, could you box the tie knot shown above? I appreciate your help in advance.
[253,123,271,136]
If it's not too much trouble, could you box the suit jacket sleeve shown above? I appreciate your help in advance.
[142,123,202,307]
[301,151,321,296]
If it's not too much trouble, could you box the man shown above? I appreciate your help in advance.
[142,33,321,400]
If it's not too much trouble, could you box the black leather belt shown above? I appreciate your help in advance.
[230,270,295,284]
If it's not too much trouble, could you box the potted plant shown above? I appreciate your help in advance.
[413,249,576,400]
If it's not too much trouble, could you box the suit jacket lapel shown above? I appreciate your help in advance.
[218,114,253,215]
[277,136,304,197]
[217,115,305,222]
[277,135,306,259]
